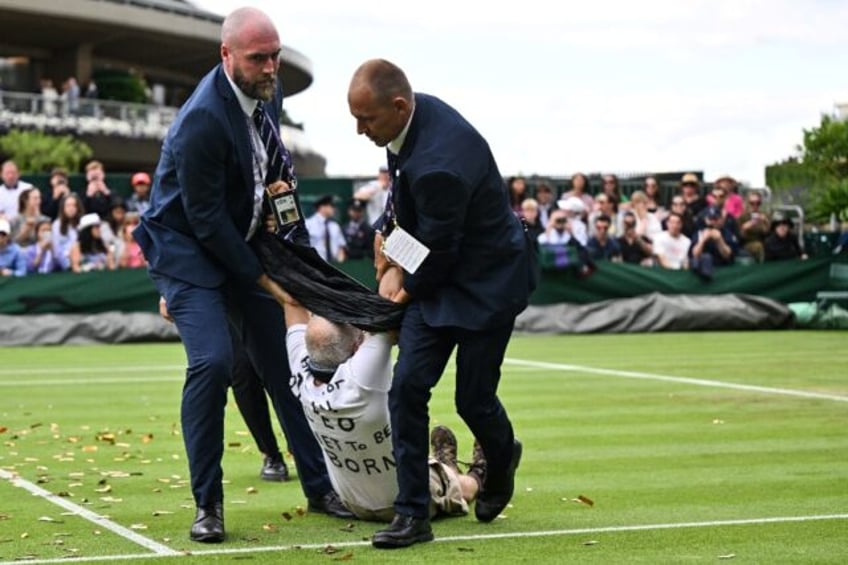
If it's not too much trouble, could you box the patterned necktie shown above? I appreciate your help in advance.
[324,218,333,262]
[381,150,399,232]
[252,102,293,186]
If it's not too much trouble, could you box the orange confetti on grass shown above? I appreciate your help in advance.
[572,495,595,507]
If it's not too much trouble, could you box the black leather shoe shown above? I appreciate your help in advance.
[475,439,522,523]
[372,513,434,549]
[260,455,289,482]
[307,490,356,519]
[190,502,224,543]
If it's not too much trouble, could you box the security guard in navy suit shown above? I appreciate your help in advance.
[348,59,538,549]
[134,7,351,543]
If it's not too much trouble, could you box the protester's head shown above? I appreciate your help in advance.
[348,58,414,147]
[221,7,281,102]
[305,316,364,380]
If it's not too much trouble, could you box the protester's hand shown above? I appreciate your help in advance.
[266,180,290,196]
[257,273,292,309]
[378,265,405,300]
[374,233,390,281]
[158,296,174,323]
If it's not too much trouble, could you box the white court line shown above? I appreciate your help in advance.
[1,512,846,564]
[0,376,183,387]
[0,365,184,377]
[505,358,848,403]
[0,468,180,557]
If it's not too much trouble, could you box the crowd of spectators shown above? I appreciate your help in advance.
[0,159,821,281]
[511,171,810,281]
[0,158,150,277]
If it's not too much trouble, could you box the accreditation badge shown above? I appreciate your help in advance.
[382,225,430,274]
[269,189,301,231]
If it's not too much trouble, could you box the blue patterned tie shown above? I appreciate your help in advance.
[253,102,294,186]
[379,150,398,233]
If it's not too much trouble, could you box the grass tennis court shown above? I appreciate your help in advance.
[1,330,846,563]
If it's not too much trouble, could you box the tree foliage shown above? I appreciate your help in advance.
[766,114,848,223]
[0,129,94,174]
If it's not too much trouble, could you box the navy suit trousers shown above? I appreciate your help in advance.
[390,301,517,518]
[150,272,332,506]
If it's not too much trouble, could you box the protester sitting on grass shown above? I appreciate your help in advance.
[283,296,485,525]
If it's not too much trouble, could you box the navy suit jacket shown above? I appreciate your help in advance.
[135,64,285,288]
[393,93,536,330]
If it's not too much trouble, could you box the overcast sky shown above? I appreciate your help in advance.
[195,0,848,186]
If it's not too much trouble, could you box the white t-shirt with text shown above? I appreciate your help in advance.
[287,325,396,515]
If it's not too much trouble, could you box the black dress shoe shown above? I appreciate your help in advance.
[307,490,356,519]
[190,502,224,543]
[260,455,289,482]
[372,513,434,549]
[475,439,523,523]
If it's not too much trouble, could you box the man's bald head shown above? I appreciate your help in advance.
[221,7,278,49]
[305,316,363,374]
[348,59,414,147]
[220,7,280,101]
[349,59,413,106]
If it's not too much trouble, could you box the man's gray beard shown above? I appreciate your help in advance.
[234,72,276,101]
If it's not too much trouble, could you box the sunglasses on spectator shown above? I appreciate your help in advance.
[749,200,761,205]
